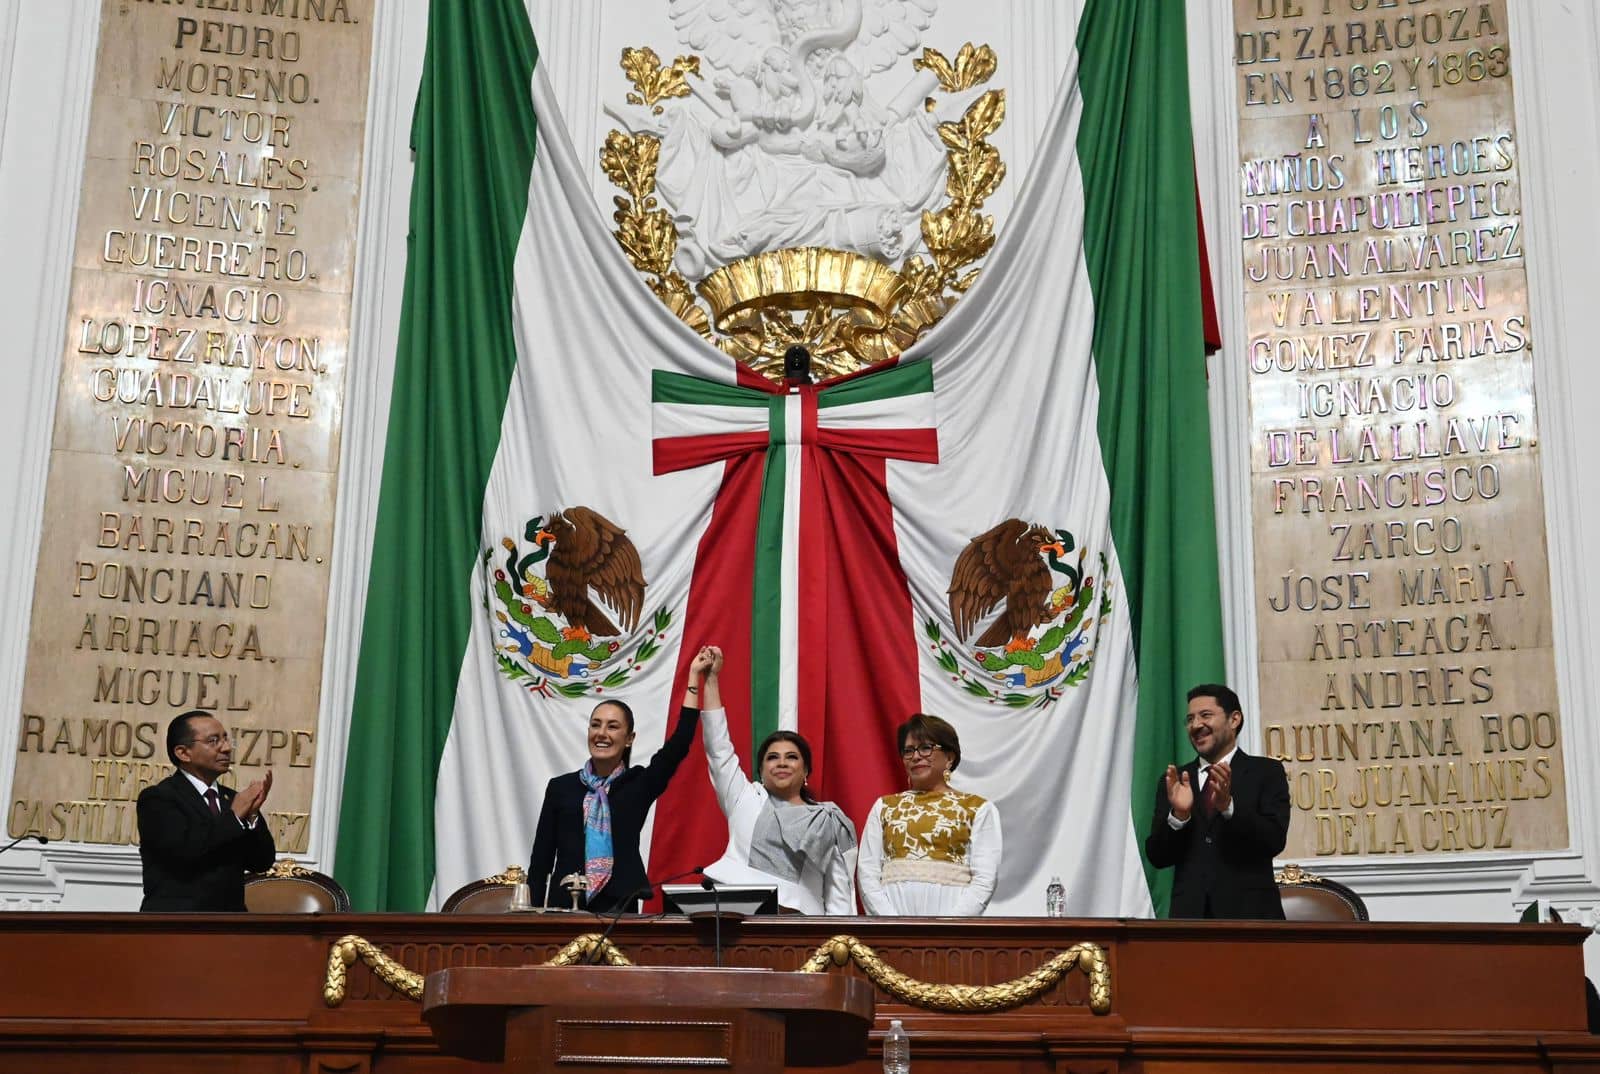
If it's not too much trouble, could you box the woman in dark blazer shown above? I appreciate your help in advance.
[527,653,710,912]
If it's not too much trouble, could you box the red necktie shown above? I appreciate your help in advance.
[204,788,221,816]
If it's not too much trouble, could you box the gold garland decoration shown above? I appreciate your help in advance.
[605,42,1004,378]
[322,933,634,1007]
[800,935,1111,1015]
[894,81,1004,314]
[324,935,423,1006]
[322,931,1106,1015]
[547,933,636,968]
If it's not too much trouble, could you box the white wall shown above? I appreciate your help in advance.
[0,1,1592,972]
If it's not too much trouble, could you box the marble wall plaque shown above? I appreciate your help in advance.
[1235,0,1568,858]
[8,0,375,853]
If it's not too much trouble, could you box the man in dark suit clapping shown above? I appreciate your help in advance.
[1145,684,1291,920]
[137,711,276,912]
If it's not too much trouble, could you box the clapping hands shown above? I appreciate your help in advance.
[1164,765,1193,821]
[230,768,273,823]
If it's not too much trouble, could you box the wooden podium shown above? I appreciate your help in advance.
[423,965,875,1072]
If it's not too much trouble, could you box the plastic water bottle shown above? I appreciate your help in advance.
[1045,875,1066,917]
[882,1018,910,1074]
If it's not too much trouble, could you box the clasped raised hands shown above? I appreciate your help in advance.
[689,645,724,681]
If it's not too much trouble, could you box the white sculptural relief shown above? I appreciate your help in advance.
[608,0,949,278]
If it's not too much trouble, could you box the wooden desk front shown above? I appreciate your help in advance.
[0,914,1593,1073]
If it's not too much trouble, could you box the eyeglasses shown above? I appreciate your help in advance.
[900,743,944,759]
[188,734,230,748]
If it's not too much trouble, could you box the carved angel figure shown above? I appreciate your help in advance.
[617,0,949,277]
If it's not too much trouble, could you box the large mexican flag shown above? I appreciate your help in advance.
[335,0,1222,917]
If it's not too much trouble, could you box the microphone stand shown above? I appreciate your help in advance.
[0,834,47,857]
[701,877,724,968]
[586,865,706,965]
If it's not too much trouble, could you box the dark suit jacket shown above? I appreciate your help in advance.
[529,706,700,913]
[1144,749,1290,920]
[136,772,277,912]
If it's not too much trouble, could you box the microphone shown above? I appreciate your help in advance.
[701,876,725,968]
[586,865,706,965]
[783,345,814,386]
[0,834,47,857]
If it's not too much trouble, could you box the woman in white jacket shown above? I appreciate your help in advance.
[694,646,858,914]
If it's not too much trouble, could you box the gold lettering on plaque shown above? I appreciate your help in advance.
[1236,0,1568,857]
[9,0,374,847]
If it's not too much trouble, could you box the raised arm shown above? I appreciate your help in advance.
[641,652,713,803]
[687,643,751,814]
[684,645,719,712]
[642,709,701,798]
[954,800,1002,916]
[700,706,752,815]
[855,798,891,915]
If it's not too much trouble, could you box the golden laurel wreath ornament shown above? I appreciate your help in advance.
[603,32,1005,382]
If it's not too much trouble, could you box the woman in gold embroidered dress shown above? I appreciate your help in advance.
[857,713,1002,915]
